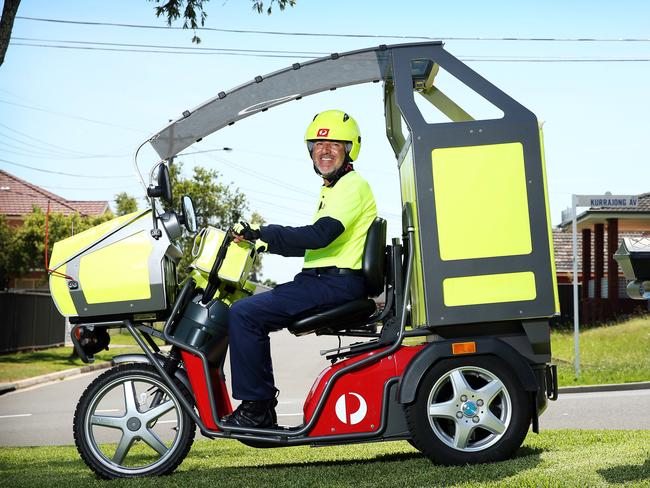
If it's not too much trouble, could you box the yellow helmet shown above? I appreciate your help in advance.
[304,110,361,161]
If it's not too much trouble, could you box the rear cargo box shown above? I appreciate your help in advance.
[386,43,559,327]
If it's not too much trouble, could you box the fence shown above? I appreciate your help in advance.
[0,290,65,353]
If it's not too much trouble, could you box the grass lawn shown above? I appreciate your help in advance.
[551,315,650,386]
[0,431,648,487]
[2,316,649,387]
[0,331,160,383]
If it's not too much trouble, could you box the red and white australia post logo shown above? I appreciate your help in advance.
[335,392,367,425]
[317,128,330,137]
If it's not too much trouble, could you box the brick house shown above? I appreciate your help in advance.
[0,170,109,288]
[553,192,650,323]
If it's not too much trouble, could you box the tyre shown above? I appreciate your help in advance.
[73,363,196,479]
[404,356,531,465]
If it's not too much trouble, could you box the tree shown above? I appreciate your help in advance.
[1,208,113,286]
[151,0,296,43]
[114,192,139,216]
[0,215,13,288]
[0,0,20,67]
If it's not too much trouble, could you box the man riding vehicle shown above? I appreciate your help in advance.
[224,109,377,428]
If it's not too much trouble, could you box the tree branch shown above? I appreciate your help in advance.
[0,0,21,67]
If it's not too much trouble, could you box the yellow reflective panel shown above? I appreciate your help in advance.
[49,264,77,316]
[432,143,532,261]
[50,210,148,271]
[79,231,152,303]
[192,227,254,287]
[443,271,537,307]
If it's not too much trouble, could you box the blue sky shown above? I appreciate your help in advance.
[2,1,649,282]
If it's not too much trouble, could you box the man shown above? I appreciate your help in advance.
[224,109,377,428]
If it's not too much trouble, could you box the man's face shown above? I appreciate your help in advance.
[311,140,346,178]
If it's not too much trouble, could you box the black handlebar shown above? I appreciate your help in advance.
[201,228,234,304]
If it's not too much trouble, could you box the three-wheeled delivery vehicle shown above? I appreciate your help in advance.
[49,42,559,479]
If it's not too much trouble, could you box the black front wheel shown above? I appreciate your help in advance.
[405,356,531,465]
[73,363,195,479]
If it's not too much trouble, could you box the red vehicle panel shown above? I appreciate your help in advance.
[181,351,232,430]
[304,345,424,437]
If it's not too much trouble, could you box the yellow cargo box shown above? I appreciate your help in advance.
[49,210,181,321]
[191,226,255,287]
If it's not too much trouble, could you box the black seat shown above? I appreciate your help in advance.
[287,217,387,336]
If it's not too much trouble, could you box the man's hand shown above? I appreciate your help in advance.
[255,239,268,253]
[232,221,261,242]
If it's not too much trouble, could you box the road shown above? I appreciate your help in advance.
[1,330,649,446]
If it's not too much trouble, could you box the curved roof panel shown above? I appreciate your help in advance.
[148,42,441,160]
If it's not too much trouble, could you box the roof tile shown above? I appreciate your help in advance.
[0,170,108,217]
[552,227,648,272]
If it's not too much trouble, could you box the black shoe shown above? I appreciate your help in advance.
[222,399,278,428]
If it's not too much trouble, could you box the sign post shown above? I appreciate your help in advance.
[571,195,580,377]
[568,193,638,378]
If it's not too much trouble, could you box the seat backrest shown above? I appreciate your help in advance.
[362,217,387,297]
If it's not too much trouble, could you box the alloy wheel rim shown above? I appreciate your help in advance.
[426,366,512,452]
[83,373,183,474]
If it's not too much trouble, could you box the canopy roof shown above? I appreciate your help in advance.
[148,42,442,160]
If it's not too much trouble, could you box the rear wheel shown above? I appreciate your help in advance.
[405,356,531,465]
[73,363,195,479]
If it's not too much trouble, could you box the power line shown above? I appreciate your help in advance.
[11,42,650,62]
[0,138,73,158]
[0,141,128,160]
[0,122,124,158]
[0,158,134,178]
[0,99,146,132]
[191,151,402,219]
[12,37,327,55]
[178,147,233,156]
[15,16,650,42]
[463,57,650,62]
[40,183,142,191]
[10,41,312,58]
[208,154,315,197]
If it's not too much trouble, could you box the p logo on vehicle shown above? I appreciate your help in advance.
[335,392,367,425]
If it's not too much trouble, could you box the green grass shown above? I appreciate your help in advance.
[551,315,650,387]
[3,317,649,387]
[0,431,648,487]
[0,331,161,383]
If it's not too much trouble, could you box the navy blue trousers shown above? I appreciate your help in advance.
[228,270,367,400]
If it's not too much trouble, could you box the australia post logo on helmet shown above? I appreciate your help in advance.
[316,128,330,137]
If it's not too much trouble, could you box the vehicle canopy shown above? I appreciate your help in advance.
[147,42,559,328]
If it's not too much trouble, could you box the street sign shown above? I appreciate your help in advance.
[574,195,638,208]
[569,193,638,378]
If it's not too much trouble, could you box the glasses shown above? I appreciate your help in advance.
[311,140,345,150]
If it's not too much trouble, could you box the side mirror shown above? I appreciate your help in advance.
[180,195,197,233]
[147,164,173,205]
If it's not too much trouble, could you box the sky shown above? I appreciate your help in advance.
[1,0,649,283]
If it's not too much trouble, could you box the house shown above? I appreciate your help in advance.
[0,169,109,288]
[553,192,650,323]
[0,170,109,227]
